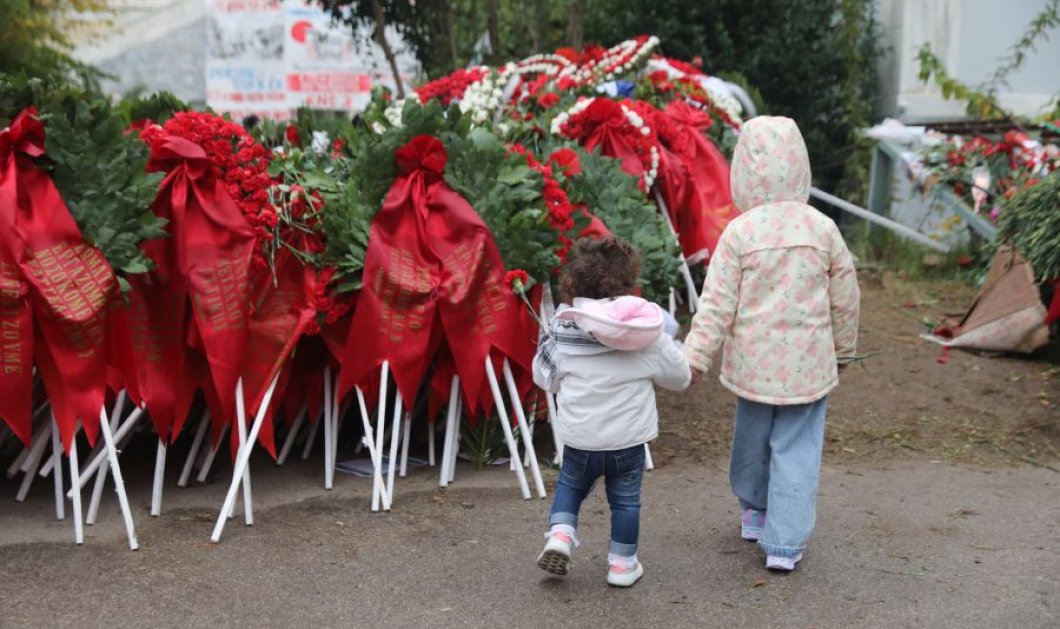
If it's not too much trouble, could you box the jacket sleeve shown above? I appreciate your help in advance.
[532,334,561,393]
[827,223,860,362]
[684,226,742,373]
[651,335,692,391]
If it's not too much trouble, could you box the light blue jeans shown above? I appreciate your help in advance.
[729,396,827,558]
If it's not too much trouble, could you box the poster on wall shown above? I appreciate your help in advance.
[206,0,288,120]
[206,0,418,121]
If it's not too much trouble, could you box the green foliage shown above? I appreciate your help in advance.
[315,0,576,77]
[0,0,105,86]
[118,91,189,126]
[320,170,372,292]
[43,100,168,289]
[563,149,681,302]
[444,127,560,283]
[916,0,1060,121]
[846,221,984,284]
[459,412,520,468]
[998,172,1060,281]
[354,99,454,210]
[0,77,167,292]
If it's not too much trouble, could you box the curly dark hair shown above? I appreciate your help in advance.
[559,237,642,301]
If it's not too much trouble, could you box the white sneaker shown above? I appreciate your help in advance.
[766,553,803,572]
[537,532,573,576]
[606,561,644,587]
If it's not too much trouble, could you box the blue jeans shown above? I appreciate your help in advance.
[729,396,827,558]
[548,444,646,557]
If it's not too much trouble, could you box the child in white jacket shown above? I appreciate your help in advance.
[685,116,860,572]
[532,237,691,587]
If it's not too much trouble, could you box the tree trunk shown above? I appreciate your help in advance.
[533,0,545,51]
[446,2,459,70]
[485,0,502,65]
[523,0,539,53]
[565,0,587,49]
[369,0,405,98]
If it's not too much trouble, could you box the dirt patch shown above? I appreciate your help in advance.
[654,275,1060,468]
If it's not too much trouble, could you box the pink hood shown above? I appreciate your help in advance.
[556,296,664,350]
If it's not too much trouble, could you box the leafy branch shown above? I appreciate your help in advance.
[916,0,1060,120]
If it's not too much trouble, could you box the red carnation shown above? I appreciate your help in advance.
[536,92,560,110]
[504,269,530,293]
[285,125,301,146]
[547,148,581,176]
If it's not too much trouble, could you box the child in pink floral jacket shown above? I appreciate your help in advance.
[684,116,860,571]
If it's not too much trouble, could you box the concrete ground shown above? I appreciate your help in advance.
[0,450,1056,628]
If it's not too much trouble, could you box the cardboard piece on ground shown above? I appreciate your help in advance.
[922,246,1050,353]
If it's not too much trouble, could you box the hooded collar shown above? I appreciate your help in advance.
[730,116,811,211]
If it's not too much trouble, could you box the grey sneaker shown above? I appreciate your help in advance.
[741,508,766,541]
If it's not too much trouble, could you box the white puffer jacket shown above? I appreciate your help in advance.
[532,296,691,451]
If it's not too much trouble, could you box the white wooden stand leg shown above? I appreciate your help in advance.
[375,362,390,509]
[668,288,677,316]
[330,383,342,480]
[301,412,320,460]
[15,422,52,502]
[40,449,59,478]
[234,379,253,525]
[79,390,125,487]
[386,391,402,504]
[86,455,110,525]
[448,396,461,484]
[68,428,84,544]
[98,406,139,550]
[399,412,411,478]
[502,360,546,499]
[72,406,144,495]
[484,358,531,500]
[211,375,279,543]
[323,367,334,489]
[7,443,31,479]
[197,424,229,484]
[644,442,655,471]
[438,376,459,488]
[276,405,306,467]
[428,420,435,467]
[8,406,49,479]
[179,411,211,486]
[87,395,128,524]
[151,439,167,516]
[50,417,66,520]
[355,386,389,512]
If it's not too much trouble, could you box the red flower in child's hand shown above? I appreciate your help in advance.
[285,125,301,146]
[504,269,530,294]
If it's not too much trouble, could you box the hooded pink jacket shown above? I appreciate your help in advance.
[684,116,860,405]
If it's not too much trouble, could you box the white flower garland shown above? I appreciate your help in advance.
[620,103,660,190]
[381,92,422,130]
[459,66,507,125]
[555,36,660,88]
[645,57,744,126]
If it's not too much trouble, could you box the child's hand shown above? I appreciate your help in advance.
[690,368,704,385]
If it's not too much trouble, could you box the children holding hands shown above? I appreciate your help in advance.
[533,115,858,584]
